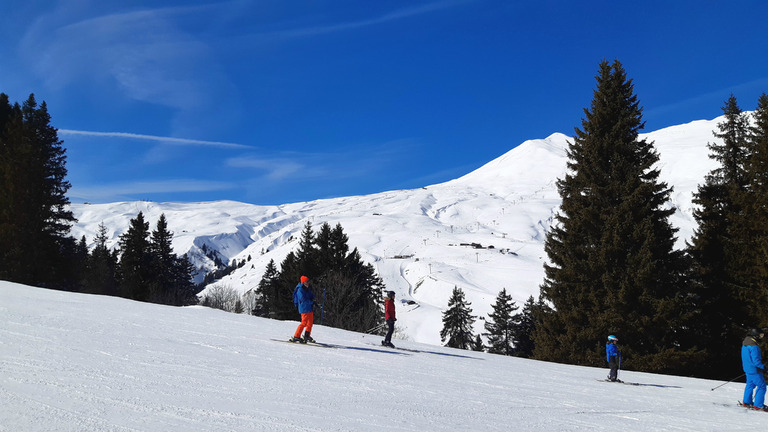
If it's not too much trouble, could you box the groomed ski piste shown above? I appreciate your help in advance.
[2,281,765,431]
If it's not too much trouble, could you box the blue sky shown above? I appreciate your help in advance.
[1,1,767,205]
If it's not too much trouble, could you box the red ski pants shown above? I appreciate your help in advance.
[294,312,314,338]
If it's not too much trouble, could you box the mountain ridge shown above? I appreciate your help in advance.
[68,115,723,345]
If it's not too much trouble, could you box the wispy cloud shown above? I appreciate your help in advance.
[226,138,420,184]
[69,179,235,202]
[227,157,305,181]
[23,6,211,103]
[646,77,768,121]
[59,129,252,149]
[19,2,240,138]
[262,0,470,40]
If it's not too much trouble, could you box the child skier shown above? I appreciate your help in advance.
[606,335,621,382]
[290,276,315,343]
[382,291,396,348]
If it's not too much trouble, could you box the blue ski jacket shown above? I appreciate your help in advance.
[606,342,619,363]
[293,283,315,314]
[743,336,765,374]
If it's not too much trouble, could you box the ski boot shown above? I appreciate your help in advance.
[302,332,315,344]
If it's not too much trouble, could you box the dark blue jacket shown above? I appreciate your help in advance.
[743,336,765,374]
[293,283,315,314]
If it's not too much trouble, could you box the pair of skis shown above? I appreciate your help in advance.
[737,401,768,412]
[271,338,337,349]
[597,378,640,386]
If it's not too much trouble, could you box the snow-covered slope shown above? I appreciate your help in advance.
[68,117,722,346]
[0,281,759,431]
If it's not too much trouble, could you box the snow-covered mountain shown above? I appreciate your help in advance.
[68,117,722,346]
[1,281,759,431]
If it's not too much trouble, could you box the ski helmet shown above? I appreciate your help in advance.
[750,328,765,339]
[387,291,395,299]
[607,335,618,341]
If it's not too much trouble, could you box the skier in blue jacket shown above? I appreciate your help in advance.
[606,335,621,382]
[290,276,316,343]
[742,328,767,411]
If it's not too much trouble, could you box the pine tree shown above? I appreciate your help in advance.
[255,259,280,317]
[83,222,119,296]
[472,334,485,352]
[686,95,758,378]
[271,250,302,320]
[747,94,768,299]
[148,214,175,304]
[314,222,347,271]
[320,246,384,332]
[0,93,76,288]
[535,60,696,373]
[295,221,318,274]
[262,221,384,331]
[268,221,318,320]
[440,286,476,350]
[484,288,520,355]
[143,214,197,306]
[118,212,152,301]
[169,254,198,306]
[513,296,541,358]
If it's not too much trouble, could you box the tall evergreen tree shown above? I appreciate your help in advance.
[169,254,198,306]
[254,259,280,317]
[513,296,542,358]
[483,288,520,356]
[747,94,768,298]
[270,222,316,320]
[686,95,758,378]
[535,60,696,373]
[258,221,384,331]
[472,334,485,352]
[440,286,476,350]
[149,214,175,303]
[314,222,343,271]
[118,212,152,301]
[72,236,89,290]
[319,245,384,332]
[83,222,119,296]
[270,250,302,320]
[136,214,197,306]
[295,221,319,274]
[0,93,76,288]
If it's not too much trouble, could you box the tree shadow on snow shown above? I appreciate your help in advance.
[332,344,413,356]
[361,342,483,360]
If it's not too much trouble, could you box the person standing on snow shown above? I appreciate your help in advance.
[290,276,316,343]
[381,291,396,348]
[606,335,621,382]
[742,328,767,411]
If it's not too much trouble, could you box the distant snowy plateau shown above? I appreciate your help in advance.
[69,118,722,346]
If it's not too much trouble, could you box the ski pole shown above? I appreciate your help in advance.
[321,285,326,326]
[365,323,386,334]
[711,373,746,391]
